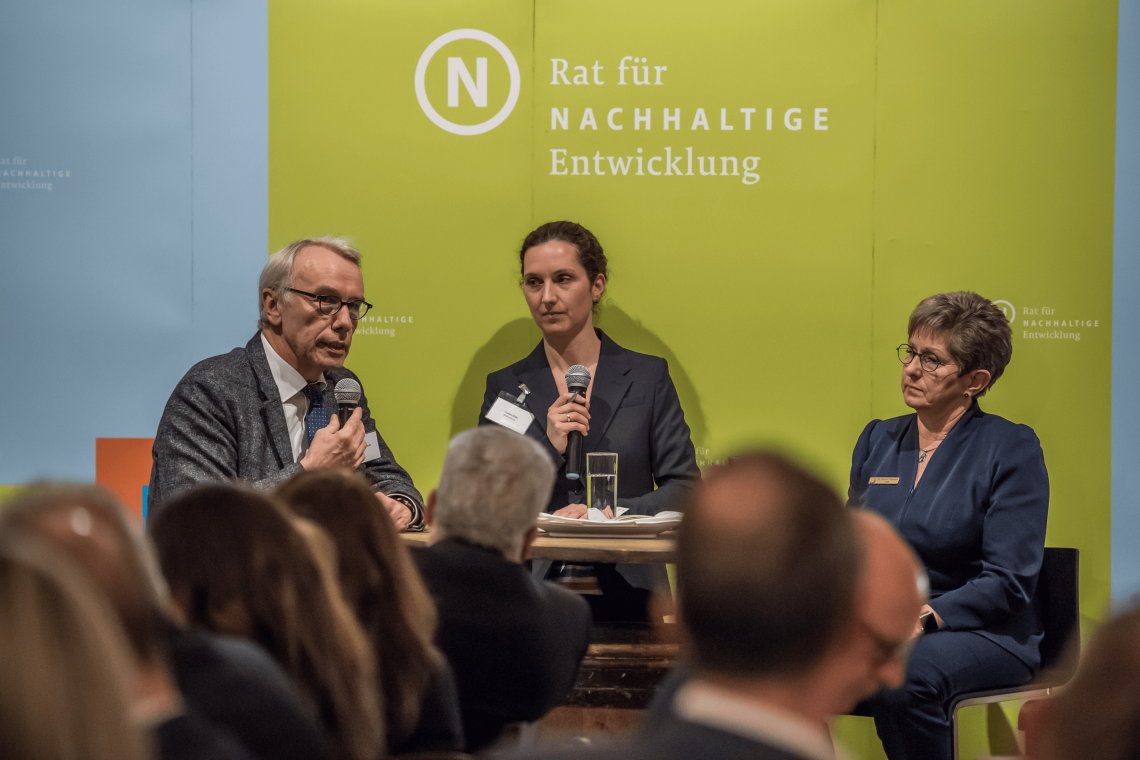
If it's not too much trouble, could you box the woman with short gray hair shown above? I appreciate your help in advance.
[847,291,1049,760]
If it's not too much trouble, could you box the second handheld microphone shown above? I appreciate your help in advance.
[334,378,362,426]
[564,364,591,480]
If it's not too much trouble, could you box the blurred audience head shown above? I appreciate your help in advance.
[821,510,928,713]
[1026,605,1140,760]
[277,470,442,744]
[0,484,171,666]
[0,535,147,760]
[429,426,556,560]
[677,452,861,681]
[149,483,381,760]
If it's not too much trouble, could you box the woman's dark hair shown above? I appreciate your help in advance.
[149,484,382,760]
[276,471,442,746]
[519,221,608,311]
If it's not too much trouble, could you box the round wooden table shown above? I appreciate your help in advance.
[402,528,683,722]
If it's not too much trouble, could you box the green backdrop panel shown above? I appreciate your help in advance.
[872,0,1118,642]
[531,0,877,483]
[270,2,1118,756]
[270,0,536,488]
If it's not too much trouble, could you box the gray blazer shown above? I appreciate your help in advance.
[147,333,423,520]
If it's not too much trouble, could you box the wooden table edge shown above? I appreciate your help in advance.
[400,530,676,564]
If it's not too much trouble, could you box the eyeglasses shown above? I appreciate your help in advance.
[287,289,372,321]
[897,344,956,373]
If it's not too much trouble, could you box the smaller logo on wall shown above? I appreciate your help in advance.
[415,29,521,136]
[354,314,414,338]
[992,300,1015,322]
[1,155,72,192]
[1007,300,1103,343]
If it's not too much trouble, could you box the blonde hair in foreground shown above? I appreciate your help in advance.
[0,483,173,663]
[0,536,147,760]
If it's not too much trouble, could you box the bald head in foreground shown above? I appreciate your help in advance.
[527,452,926,760]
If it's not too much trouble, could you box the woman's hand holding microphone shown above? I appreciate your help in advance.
[547,392,598,519]
[546,392,590,454]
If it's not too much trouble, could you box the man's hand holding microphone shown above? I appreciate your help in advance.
[300,379,413,530]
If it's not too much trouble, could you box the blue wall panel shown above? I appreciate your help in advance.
[1113,0,1140,602]
[0,0,267,483]
[191,0,269,361]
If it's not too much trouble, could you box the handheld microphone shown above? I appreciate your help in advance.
[334,378,362,426]
[564,365,591,481]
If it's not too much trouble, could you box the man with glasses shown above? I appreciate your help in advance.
[843,510,930,712]
[639,465,929,756]
[148,236,423,529]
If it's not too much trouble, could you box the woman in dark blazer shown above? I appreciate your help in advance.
[480,221,700,621]
[848,291,1049,760]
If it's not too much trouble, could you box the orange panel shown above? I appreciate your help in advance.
[95,438,154,524]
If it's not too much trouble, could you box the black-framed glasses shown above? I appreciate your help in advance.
[897,344,956,373]
[287,288,372,321]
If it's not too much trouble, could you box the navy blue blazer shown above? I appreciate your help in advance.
[479,330,700,518]
[847,400,1049,669]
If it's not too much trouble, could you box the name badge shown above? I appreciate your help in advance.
[485,397,536,435]
[869,477,900,485]
[364,431,383,462]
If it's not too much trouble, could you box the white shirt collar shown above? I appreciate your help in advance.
[260,332,324,403]
[673,680,843,760]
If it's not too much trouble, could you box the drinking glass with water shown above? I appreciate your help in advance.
[587,452,618,516]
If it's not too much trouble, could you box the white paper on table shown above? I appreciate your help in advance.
[537,509,680,525]
[642,511,682,521]
[586,507,630,522]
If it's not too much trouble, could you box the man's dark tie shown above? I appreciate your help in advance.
[301,383,328,443]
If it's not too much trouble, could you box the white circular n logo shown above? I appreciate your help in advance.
[415,29,521,136]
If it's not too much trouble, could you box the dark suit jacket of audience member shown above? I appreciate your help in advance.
[412,538,592,752]
[166,623,330,760]
[639,661,692,730]
[480,329,700,589]
[388,659,466,755]
[517,713,815,760]
[148,332,421,515]
[848,400,1049,669]
[157,711,255,760]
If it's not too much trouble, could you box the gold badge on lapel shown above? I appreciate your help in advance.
[869,477,900,485]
